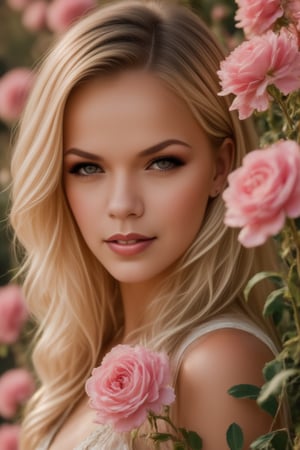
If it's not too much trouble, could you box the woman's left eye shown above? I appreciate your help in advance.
[147,157,184,171]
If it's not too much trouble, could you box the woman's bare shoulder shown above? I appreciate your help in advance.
[176,328,275,450]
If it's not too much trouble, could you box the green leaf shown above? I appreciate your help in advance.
[226,423,244,450]
[263,360,283,382]
[250,430,289,449]
[271,430,289,449]
[259,394,278,418]
[150,432,174,442]
[263,288,286,317]
[185,431,202,450]
[180,429,202,449]
[244,272,284,301]
[258,369,298,404]
[228,384,260,400]
[250,431,275,448]
[288,265,300,306]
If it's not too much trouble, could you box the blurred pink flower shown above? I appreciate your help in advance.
[211,5,230,22]
[47,0,97,33]
[0,285,27,344]
[86,344,175,432]
[0,68,35,123]
[235,0,284,37]
[223,140,300,247]
[0,369,35,419]
[0,425,20,450]
[287,0,300,32]
[218,30,300,119]
[22,1,48,32]
[6,0,32,11]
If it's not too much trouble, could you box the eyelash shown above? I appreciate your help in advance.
[68,156,184,177]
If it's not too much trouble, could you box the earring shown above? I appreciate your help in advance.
[211,188,220,198]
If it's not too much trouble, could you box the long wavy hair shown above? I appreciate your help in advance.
[10,1,279,447]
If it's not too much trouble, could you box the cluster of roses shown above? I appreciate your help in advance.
[0,285,34,450]
[0,0,98,123]
[218,0,300,248]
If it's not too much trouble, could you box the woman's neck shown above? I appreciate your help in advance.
[120,281,159,338]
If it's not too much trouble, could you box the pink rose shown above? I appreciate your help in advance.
[0,425,20,450]
[0,68,35,123]
[0,285,27,344]
[235,0,283,37]
[22,1,48,32]
[0,369,35,419]
[47,0,97,33]
[223,140,300,247]
[85,344,175,432]
[218,30,300,119]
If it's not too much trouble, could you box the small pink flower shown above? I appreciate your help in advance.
[0,425,20,450]
[0,369,35,419]
[211,5,230,22]
[0,68,35,123]
[235,0,284,37]
[0,285,27,344]
[6,0,32,11]
[47,0,97,33]
[22,1,48,32]
[223,140,300,247]
[85,344,175,432]
[218,30,300,119]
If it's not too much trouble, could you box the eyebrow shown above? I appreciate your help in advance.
[64,139,191,160]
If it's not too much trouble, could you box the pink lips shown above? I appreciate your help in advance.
[104,233,156,256]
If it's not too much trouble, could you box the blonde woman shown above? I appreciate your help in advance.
[10,1,281,448]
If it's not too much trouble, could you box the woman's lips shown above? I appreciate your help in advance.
[104,234,156,256]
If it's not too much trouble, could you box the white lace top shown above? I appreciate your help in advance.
[37,314,278,450]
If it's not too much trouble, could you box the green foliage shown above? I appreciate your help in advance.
[226,423,244,450]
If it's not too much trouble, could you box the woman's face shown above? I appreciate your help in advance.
[63,70,230,285]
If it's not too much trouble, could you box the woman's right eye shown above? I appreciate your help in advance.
[69,163,103,176]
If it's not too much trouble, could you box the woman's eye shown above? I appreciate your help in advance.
[148,157,183,171]
[69,163,102,176]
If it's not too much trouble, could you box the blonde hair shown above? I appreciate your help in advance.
[10,1,279,447]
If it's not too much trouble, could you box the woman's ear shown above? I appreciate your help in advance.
[210,138,235,197]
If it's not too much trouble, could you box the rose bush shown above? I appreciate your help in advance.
[47,0,97,33]
[0,368,35,419]
[0,68,35,123]
[0,285,27,345]
[85,344,175,432]
[235,0,283,37]
[217,29,300,119]
[222,140,300,247]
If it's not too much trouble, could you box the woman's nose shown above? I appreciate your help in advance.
[107,173,144,219]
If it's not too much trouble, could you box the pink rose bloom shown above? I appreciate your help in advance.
[223,140,300,247]
[0,425,20,450]
[6,0,32,11]
[85,344,175,432]
[235,0,283,37]
[0,285,27,344]
[0,369,35,419]
[0,68,35,123]
[218,30,300,119]
[47,0,97,33]
[22,1,48,32]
